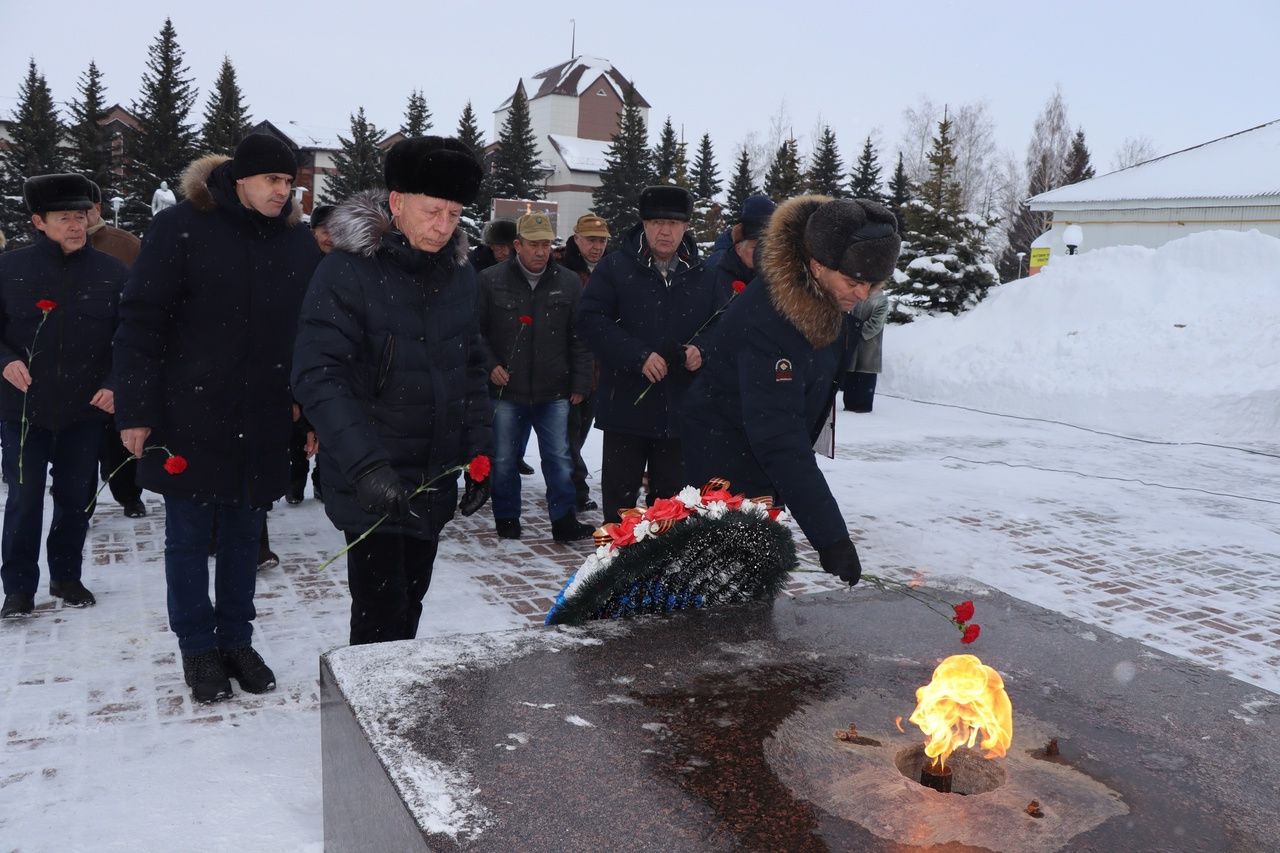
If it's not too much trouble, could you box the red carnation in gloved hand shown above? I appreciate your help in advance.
[163,454,189,475]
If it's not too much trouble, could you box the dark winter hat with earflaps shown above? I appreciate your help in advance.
[638,185,693,222]
[23,173,95,215]
[803,198,901,283]
[384,136,483,205]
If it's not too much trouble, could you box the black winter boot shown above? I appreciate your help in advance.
[183,650,233,703]
[495,518,522,540]
[220,646,276,694]
[551,514,594,543]
[50,580,96,607]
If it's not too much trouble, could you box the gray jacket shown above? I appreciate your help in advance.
[850,290,888,374]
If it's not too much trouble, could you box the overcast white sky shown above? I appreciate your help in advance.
[3,0,1277,178]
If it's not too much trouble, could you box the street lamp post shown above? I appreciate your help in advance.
[110,195,124,229]
[1063,224,1084,256]
[1016,251,1026,279]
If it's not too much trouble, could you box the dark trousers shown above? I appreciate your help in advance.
[344,531,439,646]
[600,431,684,523]
[100,417,142,505]
[288,419,310,496]
[164,489,266,654]
[1,419,102,597]
[842,372,878,413]
[568,395,595,504]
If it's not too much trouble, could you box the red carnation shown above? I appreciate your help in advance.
[163,454,189,475]
[953,600,975,624]
[731,280,747,295]
[36,299,57,313]
[644,496,692,523]
[519,315,533,326]
[961,624,981,644]
[610,515,641,548]
[468,454,491,483]
[700,488,743,510]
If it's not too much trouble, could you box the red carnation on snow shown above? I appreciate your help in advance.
[36,299,57,313]
[468,454,491,483]
[953,600,975,624]
[961,624,981,644]
[163,454,189,475]
[518,315,533,326]
[731,280,747,295]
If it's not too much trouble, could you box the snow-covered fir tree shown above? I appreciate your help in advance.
[889,113,998,321]
[455,100,490,243]
[592,85,653,236]
[653,117,681,184]
[691,133,721,201]
[0,60,64,243]
[403,90,432,137]
[128,18,199,230]
[1062,128,1096,185]
[805,126,846,197]
[67,61,114,196]
[324,107,384,203]
[489,85,543,201]
[763,138,803,200]
[725,147,756,221]
[849,136,884,203]
[201,56,252,156]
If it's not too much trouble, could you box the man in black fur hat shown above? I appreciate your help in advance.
[577,186,727,522]
[470,219,517,273]
[113,134,321,702]
[681,196,902,586]
[292,136,493,646]
[0,174,127,618]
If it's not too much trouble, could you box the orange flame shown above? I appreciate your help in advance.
[908,654,1012,771]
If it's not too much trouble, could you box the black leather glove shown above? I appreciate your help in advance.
[658,340,686,369]
[818,539,863,585]
[355,464,410,520]
[458,474,491,516]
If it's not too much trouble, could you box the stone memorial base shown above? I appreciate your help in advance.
[321,588,1278,851]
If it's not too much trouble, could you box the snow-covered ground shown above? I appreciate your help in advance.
[1,230,1277,851]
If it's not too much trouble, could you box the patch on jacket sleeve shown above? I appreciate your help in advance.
[774,358,793,382]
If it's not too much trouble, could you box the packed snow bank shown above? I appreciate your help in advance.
[881,230,1280,446]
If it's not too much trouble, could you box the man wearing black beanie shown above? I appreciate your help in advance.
[113,134,321,703]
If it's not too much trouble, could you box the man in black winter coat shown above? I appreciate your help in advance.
[113,134,321,702]
[709,194,775,294]
[477,212,593,542]
[0,174,126,619]
[577,187,728,523]
[291,136,493,647]
[681,196,901,587]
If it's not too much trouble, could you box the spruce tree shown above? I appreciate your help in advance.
[490,85,543,200]
[889,114,998,319]
[725,148,756,221]
[1062,128,1095,185]
[67,61,114,195]
[690,133,721,201]
[998,88,1072,279]
[592,84,653,236]
[849,136,884,203]
[653,117,681,184]
[455,100,490,243]
[129,18,199,223]
[0,60,64,243]
[324,107,385,203]
[763,138,802,200]
[201,56,252,155]
[403,90,432,137]
[804,126,846,197]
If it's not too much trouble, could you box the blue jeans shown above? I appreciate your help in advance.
[1,419,102,596]
[490,398,576,522]
[163,489,265,654]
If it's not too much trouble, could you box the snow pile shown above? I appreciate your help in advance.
[881,230,1280,445]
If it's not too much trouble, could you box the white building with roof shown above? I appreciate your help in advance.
[493,56,648,238]
[1028,119,1280,256]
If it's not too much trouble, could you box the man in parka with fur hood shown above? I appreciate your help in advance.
[680,196,901,586]
[113,134,321,703]
[291,136,493,647]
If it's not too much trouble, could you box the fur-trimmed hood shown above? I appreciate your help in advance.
[759,194,843,348]
[180,153,302,226]
[325,189,470,265]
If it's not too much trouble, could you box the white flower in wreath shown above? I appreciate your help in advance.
[595,544,616,564]
[704,501,728,520]
[740,499,768,517]
[774,509,791,525]
[676,485,703,509]
[632,519,658,542]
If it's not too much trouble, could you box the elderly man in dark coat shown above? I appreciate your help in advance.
[0,174,126,618]
[680,196,901,586]
[113,134,322,702]
[576,187,728,523]
[291,136,493,647]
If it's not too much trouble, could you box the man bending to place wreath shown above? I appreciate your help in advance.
[680,196,901,586]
